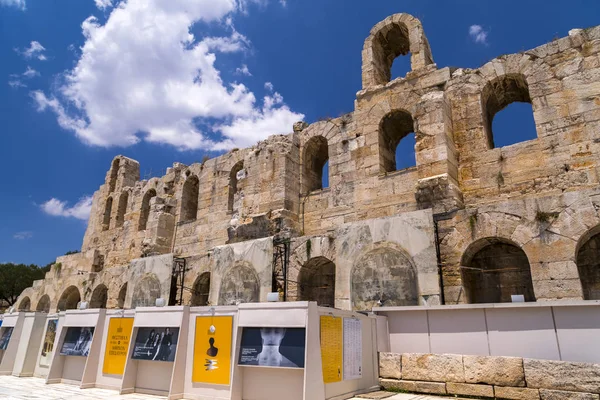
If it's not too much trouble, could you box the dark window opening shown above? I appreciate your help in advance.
[373,22,410,84]
[298,256,336,307]
[180,175,200,222]
[380,110,416,173]
[191,272,211,306]
[108,158,119,193]
[115,191,129,228]
[138,189,157,231]
[228,161,244,213]
[576,230,600,300]
[303,136,329,193]
[102,197,113,231]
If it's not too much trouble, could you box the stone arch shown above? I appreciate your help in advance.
[190,272,211,306]
[481,73,535,149]
[36,294,51,312]
[351,245,418,310]
[102,197,113,231]
[132,273,162,308]
[57,286,81,311]
[228,161,244,214]
[108,158,119,193]
[379,109,416,172]
[90,284,108,309]
[138,188,157,231]
[180,174,199,223]
[461,237,535,304]
[362,13,434,88]
[298,256,336,307]
[576,225,600,300]
[18,296,31,311]
[302,135,329,193]
[117,283,127,308]
[115,191,129,228]
[218,263,260,305]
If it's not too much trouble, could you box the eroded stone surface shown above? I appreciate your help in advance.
[495,386,541,400]
[379,352,402,380]
[524,359,600,394]
[539,389,600,400]
[463,355,525,387]
[446,382,494,398]
[402,353,464,383]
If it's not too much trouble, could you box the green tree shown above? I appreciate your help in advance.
[0,263,48,306]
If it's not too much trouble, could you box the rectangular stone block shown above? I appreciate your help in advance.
[464,355,526,387]
[524,359,600,393]
[495,386,541,400]
[401,353,464,383]
[379,378,415,392]
[447,382,494,398]
[540,389,600,400]
[378,352,401,379]
[414,381,447,395]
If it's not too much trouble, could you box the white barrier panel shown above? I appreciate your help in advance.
[0,312,25,375]
[10,312,47,377]
[33,313,61,379]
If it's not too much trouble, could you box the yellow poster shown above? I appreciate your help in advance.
[192,316,233,385]
[320,315,343,383]
[102,317,134,375]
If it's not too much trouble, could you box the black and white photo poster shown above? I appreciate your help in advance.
[60,327,95,356]
[343,318,362,380]
[0,327,14,350]
[132,327,179,362]
[238,327,305,368]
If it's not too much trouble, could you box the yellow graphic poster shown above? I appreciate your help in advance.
[320,315,343,383]
[102,317,134,375]
[192,316,233,385]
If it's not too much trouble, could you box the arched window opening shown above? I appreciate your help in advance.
[108,158,119,193]
[351,247,418,310]
[115,191,129,228]
[298,257,336,307]
[379,110,416,173]
[461,238,535,304]
[138,189,157,231]
[191,272,211,306]
[576,230,600,300]
[90,284,108,309]
[131,274,161,308]
[57,286,81,311]
[102,197,113,231]
[482,74,536,149]
[228,161,244,214]
[322,160,329,189]
[303,136,329,193]
[117,283,127,308]
[218,263,259,305]
[373,22,410,84]
[180,175,199,223]
[36,295,51,312]
[18,296,31,311]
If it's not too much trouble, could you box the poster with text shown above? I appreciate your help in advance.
[132,327,179,362]
[192,316,233,385]
[0,327,14,350]
[343,318,362,380]
[102,317,134,375]
[60,327,95,356]
[238,327,305,368]
[320,315,343,383]
[39,319,58,366]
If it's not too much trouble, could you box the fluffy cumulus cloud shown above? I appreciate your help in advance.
[235,64,252,76]
[469,25,489,45]
[41,196,93,221]
[0,0,25,10]
[33,0,303,151]
[94,0,112,10]
[13,231,33,240]
[17,41,47,60]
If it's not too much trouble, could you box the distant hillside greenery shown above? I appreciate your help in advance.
[0,262,52,308]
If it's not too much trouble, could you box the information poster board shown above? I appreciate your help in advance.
[192,316,233,385]
[343,318,362,380]
[0,327,14,350]
[60,327,95,356]
[102,317,134,375]
[132,327,179,362]
[320,316,343,383]
[238,327,305,368]
[40,319,58,366]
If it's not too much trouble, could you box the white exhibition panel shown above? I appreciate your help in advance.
[428,308,489,356]
[11,312,47,377]
[553,305,600,363]
[383,309,429,354]
[0,312,25,375]
[236,302,308,327]
[33,313,62,379]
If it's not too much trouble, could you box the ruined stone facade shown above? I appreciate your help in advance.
[15,14,600,312]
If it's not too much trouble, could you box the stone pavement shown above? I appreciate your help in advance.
[0,376,471,400]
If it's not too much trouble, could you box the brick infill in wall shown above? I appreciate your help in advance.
[379,352,600,400]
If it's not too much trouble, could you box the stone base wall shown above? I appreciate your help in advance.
[379,352,600,399]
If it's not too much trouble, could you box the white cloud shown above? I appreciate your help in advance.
[32,0,303,151]
[469,25,488,45]
[8,80,27,88]
[0,0,25,10]
[18,41,47,60]
[22,66,39,78]
[94,0,112,10]
[235,64,252,76]
[13,231,33,240]
[264,81,274,91]
[279,0,286,6]
[41,196,93,221]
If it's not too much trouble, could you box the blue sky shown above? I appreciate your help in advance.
[0,0,598,266]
